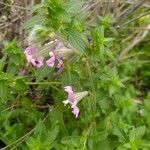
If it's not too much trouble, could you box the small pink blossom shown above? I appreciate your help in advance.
[46,52,55,67]
[24,35,74,71]
[64,86,74,102]
[63,86,88,118]
[30,57,44,68]
[46,41,64,70]
[24,46,35,62]
[46,51,64,69]
[24,46,44,68]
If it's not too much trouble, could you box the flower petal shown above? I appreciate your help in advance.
[71,100,77,109]
[56,58,63,69]
[36,58,44,68]
[64,86,74,102]
[73,91,88,103]
[46,52,55,67]
[30,58,44,68]
[72,106,79,118]
[63,100,69,106]
[55,41,64,50]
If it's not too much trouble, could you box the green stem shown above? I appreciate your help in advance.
[85,57,97,121]
[26,81,62,92]
[26,81,61,85]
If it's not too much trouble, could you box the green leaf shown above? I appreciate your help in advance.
[23,14,44,29]
[113,127,128,142]
[135,126,146,139]
[90,131,108,142]
[35,120,46,140]
[13,78,27,93]
[67,30,87,54]
[65,0,84,14]
[0,80,8,101]
[62,68,81,90]
[35,65,53,82]
[129,128,135,142]
[61,136,81,148]
[31,4,44,13]
[0,55,7,71]
[47,125,59,145]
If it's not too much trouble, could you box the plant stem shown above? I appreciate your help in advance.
[26,81,61,85]
[85,57,97,121]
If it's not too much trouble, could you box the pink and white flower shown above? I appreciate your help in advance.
[24,31,74,70]
[46,51,56,67]
[24,46,44,68]
[46,40,66,69]
[46,51,64,69]
[63,86,88,118]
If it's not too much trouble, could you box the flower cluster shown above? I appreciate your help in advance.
[24,39,73,71]
[24,25,74,73]
[24,28,88,118]
[63,86,88,118]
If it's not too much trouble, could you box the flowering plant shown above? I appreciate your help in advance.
[0,0,150,149]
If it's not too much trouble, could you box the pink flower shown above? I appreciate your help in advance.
[24,41,55,68]
[46,52,55,67]
[24,36,74,70]
[46,40,65,72]
[46,51,64,69]
[72,106,79,118]
[24,46,35,63]
[64,86,74,102]
[24,46,44,68]
[30,57,44,68]
[63,86,88,118]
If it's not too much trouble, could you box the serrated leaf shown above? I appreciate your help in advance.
[46,125,59,145]
[31,4,44,13]
[14,78,27,92]
[135,126,146,139]
[35,65,53,82]
[0,80,8,101]
[129,128,135,142]
[35,120,47,142]
[113,127,128,142]
[65,0,84,14]
[62,69,81,90]
[67,30,87,54]
[22,14,44,30]
[61,136,80,147]
[91,131,108,142]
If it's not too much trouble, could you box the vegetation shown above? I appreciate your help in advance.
[0,0,150,149]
